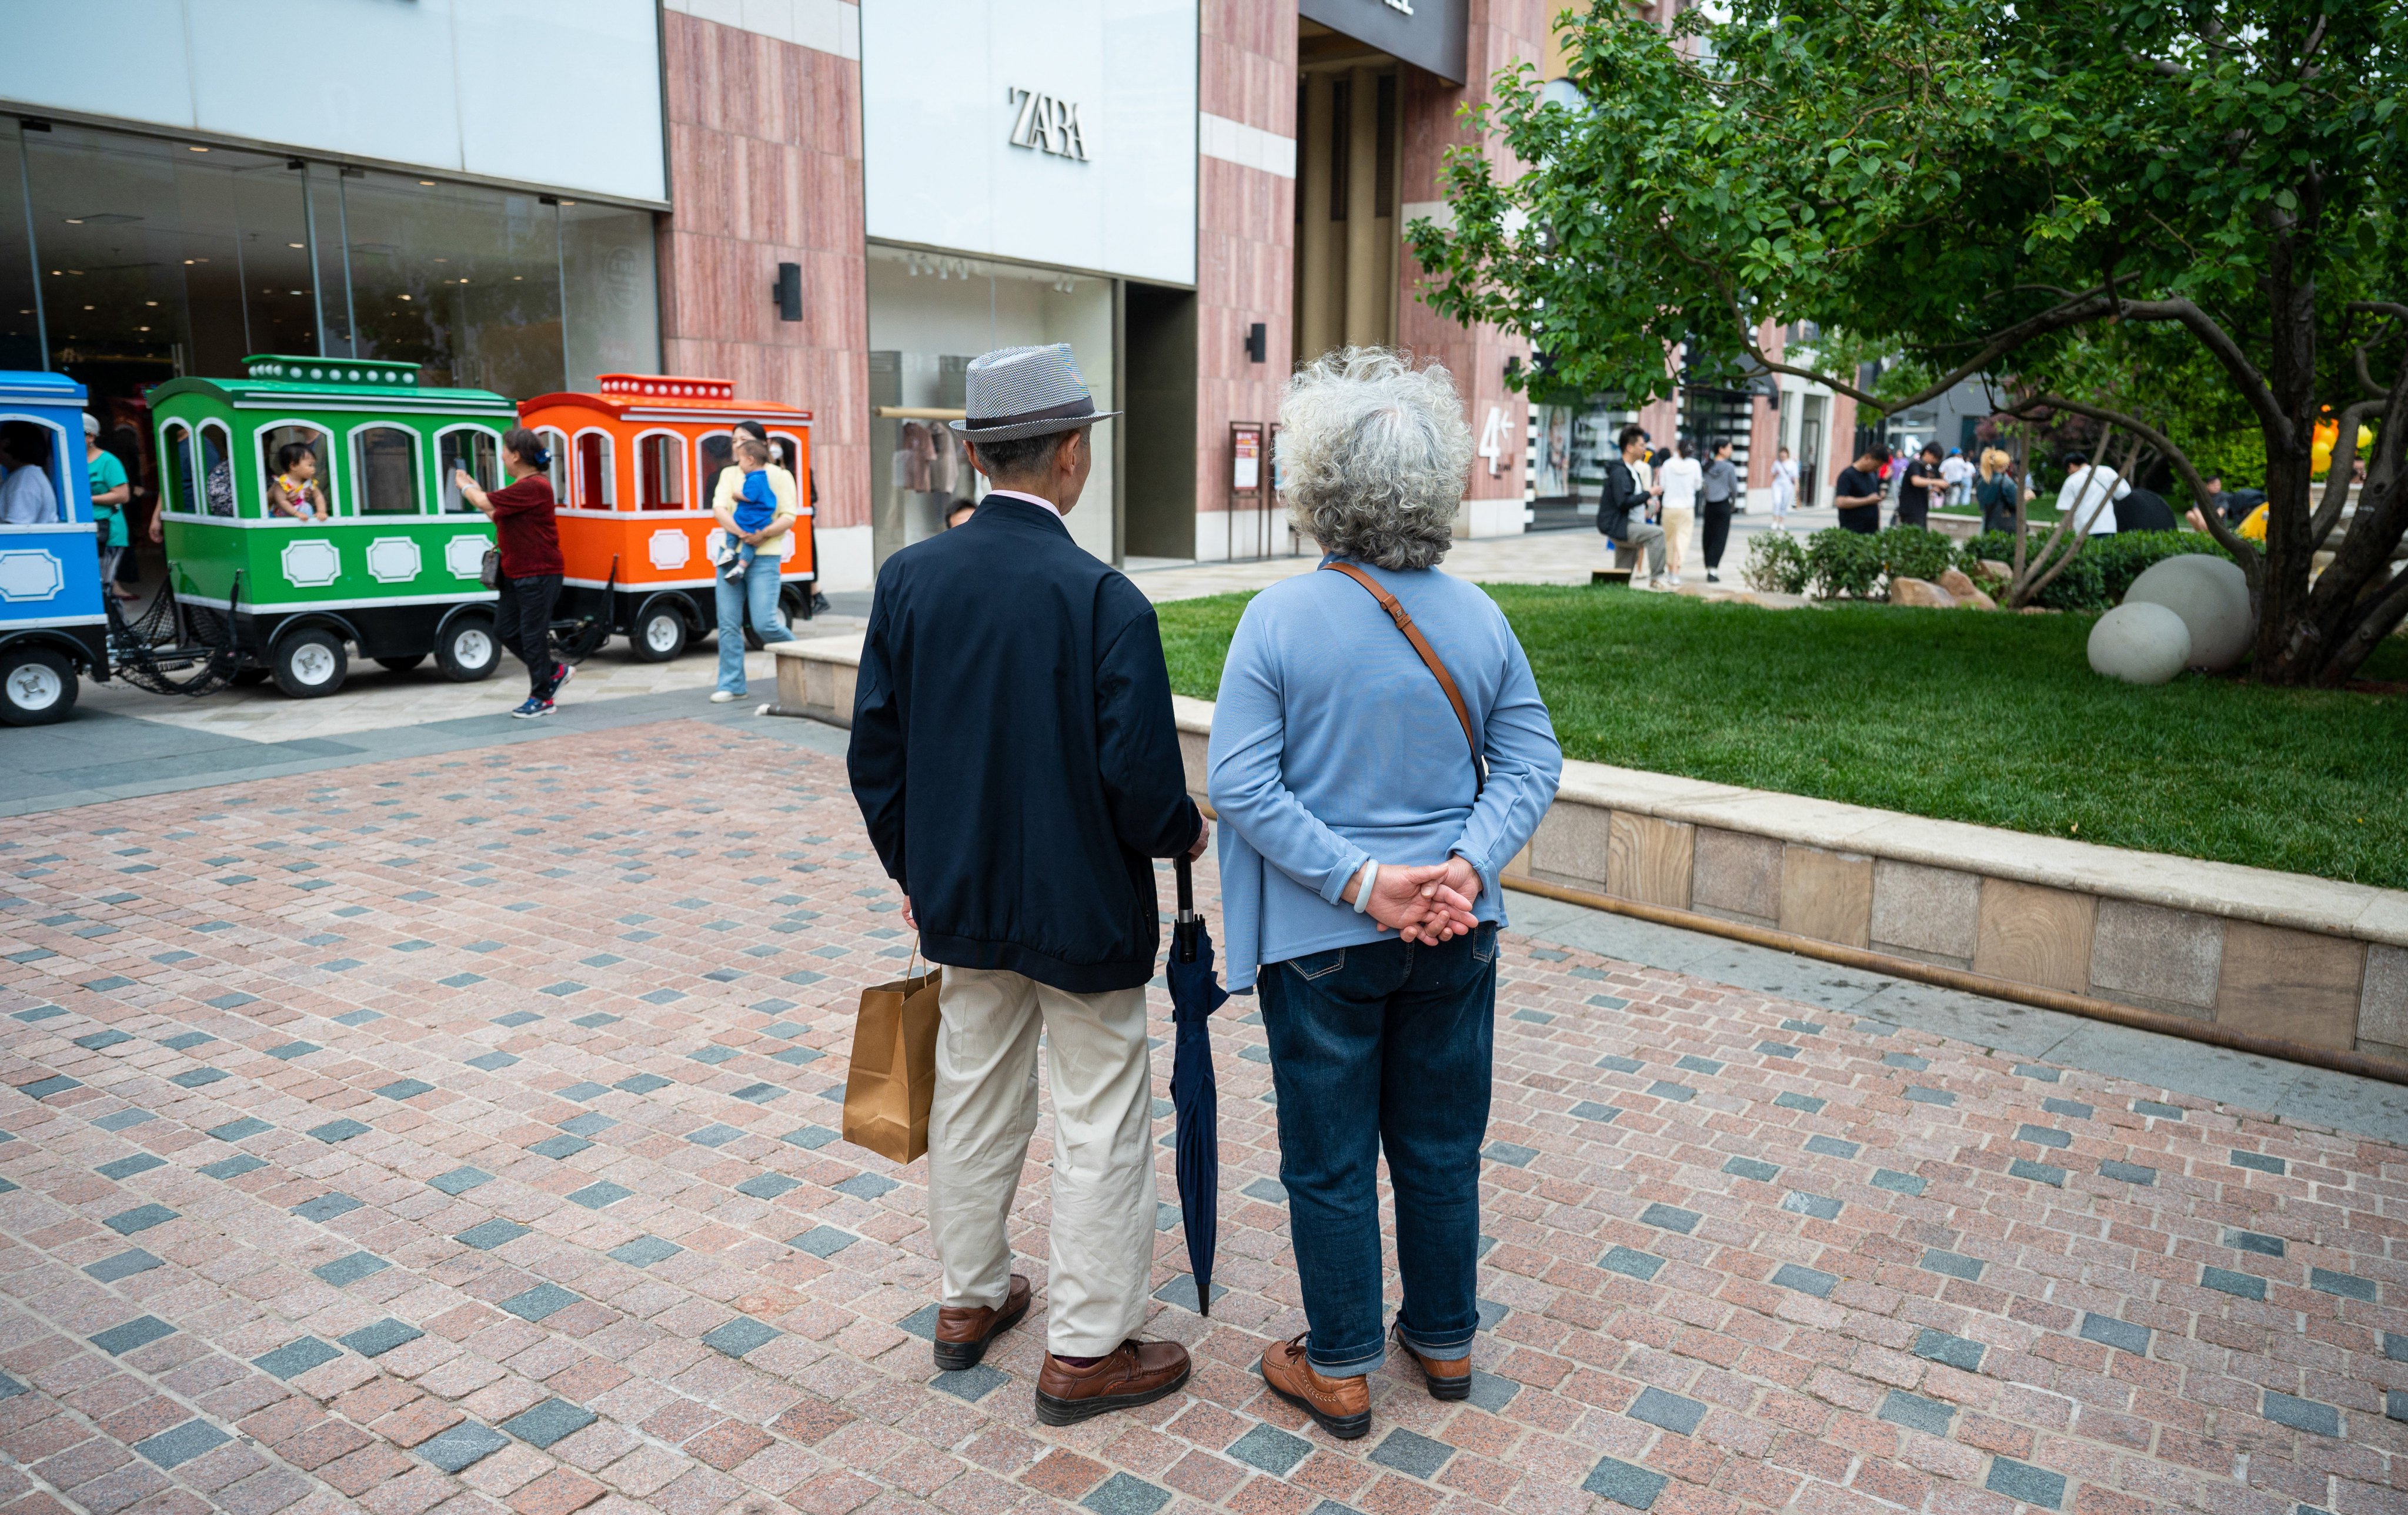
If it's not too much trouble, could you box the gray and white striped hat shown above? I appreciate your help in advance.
[949,343,1120,442]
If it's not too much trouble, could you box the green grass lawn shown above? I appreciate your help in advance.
[1157,586,2408,889]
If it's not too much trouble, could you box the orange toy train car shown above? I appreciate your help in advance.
[519,375,814,661]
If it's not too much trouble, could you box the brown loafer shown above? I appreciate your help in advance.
[1259,1334,1371,1439]
[1033,1339,1191,1426]
[1394,1330,1471,1402]
[933,1275,1030,1372]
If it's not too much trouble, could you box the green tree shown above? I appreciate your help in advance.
[1411,0,2408,685]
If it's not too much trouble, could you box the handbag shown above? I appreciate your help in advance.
[478,547,502,589]
[840,951,943,1163]
[1319,561,1485,796]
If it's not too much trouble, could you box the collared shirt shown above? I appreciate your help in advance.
[0,462,57,524]
[982,488,1061,520]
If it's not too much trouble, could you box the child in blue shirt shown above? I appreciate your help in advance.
[723,437,777,578]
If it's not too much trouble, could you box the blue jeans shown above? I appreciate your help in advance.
[714,560,792,694]
[1257,924,1497,1375]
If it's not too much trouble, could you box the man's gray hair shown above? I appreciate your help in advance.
[1278,348,1471,571]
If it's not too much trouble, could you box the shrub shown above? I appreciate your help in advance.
[1875,525,1957,586]
[1742,530,1808,594]
[1803,527,1886,600]
[1955,529,2234,611]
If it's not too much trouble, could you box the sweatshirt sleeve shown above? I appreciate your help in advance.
[1446,618,1562,899]
[1205,601,1371,905]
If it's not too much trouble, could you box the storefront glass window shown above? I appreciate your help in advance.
[342,169,563,398]
[865,244,1117,567]
[561,201,660,390]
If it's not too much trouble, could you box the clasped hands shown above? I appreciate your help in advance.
[1344,856,1481,944]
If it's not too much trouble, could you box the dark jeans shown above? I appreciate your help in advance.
[1701,499,1734,568]
[1895,498,1928,529]
[493,572,562,697]
[1258,925,1497,1375]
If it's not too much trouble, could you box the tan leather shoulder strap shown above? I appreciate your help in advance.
[1320,561,1485,796]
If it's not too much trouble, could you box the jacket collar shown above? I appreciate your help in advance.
[977,493,1072,539]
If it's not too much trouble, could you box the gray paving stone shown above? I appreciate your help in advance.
[2263,1392,2340,1437]
[1913,1329,1985,1371]
[1640,1203,1701,1233]
[609,1237,681,1267]
[1772,1264,1837,1297]
[2080,1314,2150,1355]
[419,1422,509,1473]
[85,1249,163,1283]
[430,1166,492,1195]
[1226,1423,1311,1475]
[1628,1386,1707,1435]
[1599,1246,1664,1281]
[1585,1455,1669,1510]
[1083,1473,1172,1515]
[133,1420,229,1470]
[92,1316,177,1356]
[503,1397,597,1448]
[340,1319,425,1357]
[1368,1427,1455,1477]
[702,1318,779,1356]
[1987,1458,2066,1509]
[501,1283,579,1321]
[313,1252,389,1287]
[1879,1389,1956,1435]
[252,1337,340,1378]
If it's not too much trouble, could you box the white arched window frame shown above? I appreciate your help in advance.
[0,413,75,525]
[535,426,569,504]
[158,420,198,519]
[347,421,429,517]
[572,427,616,511]
[252,417,336,525]
[434,423,505,514]
[198,420,237,518]
[634,428,690,512]
[695,429,737,514]
[768,430,807,496]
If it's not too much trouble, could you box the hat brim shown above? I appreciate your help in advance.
[950,409,1120,443]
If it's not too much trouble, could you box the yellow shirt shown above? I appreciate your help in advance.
[2239,503,2267,544]
[711,463,800,561]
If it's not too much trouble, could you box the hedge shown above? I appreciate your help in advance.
[1745,525,2233,610]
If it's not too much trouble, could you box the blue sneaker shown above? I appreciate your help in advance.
[510,697,553,719]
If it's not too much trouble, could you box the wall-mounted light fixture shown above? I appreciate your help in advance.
[1245,322,1266,364]
[774,262,803,322]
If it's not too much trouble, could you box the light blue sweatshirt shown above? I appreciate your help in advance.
[1206,558,1563,991]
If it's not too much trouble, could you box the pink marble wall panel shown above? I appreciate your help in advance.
[1397,0,1549,510]
[1194,3,1298,525]
[658,12,871,531]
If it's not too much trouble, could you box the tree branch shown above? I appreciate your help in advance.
[2113,297,2293,448]
[2002,392,2260,573]
[2312,400,2384,546]
[1736,290,2118,416]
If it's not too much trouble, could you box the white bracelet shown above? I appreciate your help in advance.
[1351,859,1378,914]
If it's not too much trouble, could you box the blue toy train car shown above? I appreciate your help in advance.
[0,370,108,725]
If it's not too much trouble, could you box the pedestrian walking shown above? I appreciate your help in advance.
[1897,442,1945,529]
[1207,347,1562,1440]
[707,419,799,703]
[1699,439,1739,582]
[1769,444,1797,531]
[1596,426,1668,587]
[2058,450,2130,536]
[1656,439,1701,584]
[1973,448,2022,534]
[1832,443,1889,534]
[1941,447,1972,511]
[453,428,569,718]
[847,343,1209,1427]
[84,413,132,599]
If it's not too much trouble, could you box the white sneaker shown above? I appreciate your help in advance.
[709,690,742,704]
[1665,575,1684,587]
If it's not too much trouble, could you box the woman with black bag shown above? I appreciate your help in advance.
[454,428,569,718]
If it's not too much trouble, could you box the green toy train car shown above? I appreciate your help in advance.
[148,355,512,697]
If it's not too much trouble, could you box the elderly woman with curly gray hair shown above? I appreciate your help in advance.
[1207,349,1562,1440]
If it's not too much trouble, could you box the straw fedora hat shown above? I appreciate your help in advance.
[948,343,1120,442]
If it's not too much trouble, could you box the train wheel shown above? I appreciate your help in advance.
[435,617,499,683]
[632,603,687,663]
[270,628,348,698]
[374,654,427,673]
[0,647,76,727]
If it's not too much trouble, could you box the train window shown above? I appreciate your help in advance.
[352,426,422,516]
[769,432,804,479]
[536,428,568,503]
[436,427,499,514]
[198,422,236,517]
[576,431,614,509]
[258,423,333,523]
[161,423,196,515]
[637,433,685,510]
[697,432,734,510]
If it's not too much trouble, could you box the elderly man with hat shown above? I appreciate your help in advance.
[848,344,1207,1426]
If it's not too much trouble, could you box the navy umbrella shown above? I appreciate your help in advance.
[1167,855,1227,1315]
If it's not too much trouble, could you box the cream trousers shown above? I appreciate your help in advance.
[927,965,1157,1357]
[1661,506,1695,573]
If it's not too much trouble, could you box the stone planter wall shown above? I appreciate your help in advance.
[774,634,2408,1068]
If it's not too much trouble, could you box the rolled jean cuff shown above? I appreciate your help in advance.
[1395,1320,1474,1362]
[1306,1336,1387,1377]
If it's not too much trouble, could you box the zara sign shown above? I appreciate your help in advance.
[1007,88,1090,161]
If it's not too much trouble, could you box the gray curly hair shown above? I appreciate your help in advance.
[1278,348,1471,570]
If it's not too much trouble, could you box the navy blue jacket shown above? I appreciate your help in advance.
[847,496,1201,992]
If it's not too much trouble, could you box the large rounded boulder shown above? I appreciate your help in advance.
[2124,554,2252,671]
[2088,601,2193,685]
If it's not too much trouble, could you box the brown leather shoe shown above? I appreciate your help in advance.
[1394,1330,1471,1402]
[1033,1339,1191,1426]
[933,1275,1030,1372]
[1259,1334,1371,1440]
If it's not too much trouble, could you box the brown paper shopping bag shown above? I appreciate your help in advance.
[841,961,942,1163]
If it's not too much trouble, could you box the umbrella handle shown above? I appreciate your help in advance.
[1173,855,1198,964]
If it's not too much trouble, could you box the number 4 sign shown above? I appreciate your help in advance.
[1478,406,1511,476]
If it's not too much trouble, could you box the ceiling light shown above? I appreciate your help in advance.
[183,259,196,265]
[138,325,149,331]
[65,218,82,225]
[560,200,575,206]
[82,305,93,310]
[144,300,157,307]
[188,145,209,152]
[419,179,436,186]
[399,294,411,301]
[288,242,304,249]
[289,289,303,295]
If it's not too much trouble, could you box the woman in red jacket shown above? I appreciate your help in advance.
[454,428,570,718]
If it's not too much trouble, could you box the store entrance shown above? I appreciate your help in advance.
[1292,23,1402,370]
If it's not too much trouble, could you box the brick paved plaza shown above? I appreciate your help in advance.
[0,720,2400,1515]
